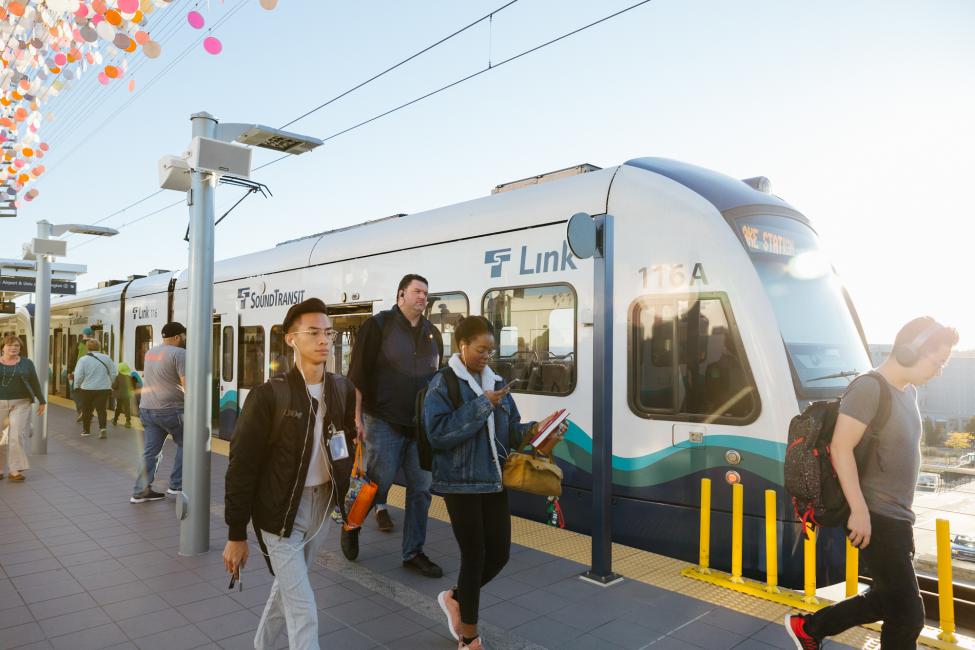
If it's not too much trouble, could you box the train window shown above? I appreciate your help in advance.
[110,330,115,361]
[482,284,576,395]
[426,292,469,363]
[629,294,759,424]
[269,325,292,376]
[222,326,234,382]
[238,326,265,389]
[134,326,153,371]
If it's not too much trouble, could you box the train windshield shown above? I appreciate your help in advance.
[734,215,871,393]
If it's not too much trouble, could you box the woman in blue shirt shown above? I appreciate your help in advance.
[423,316,566,650]
[0,334,46,481]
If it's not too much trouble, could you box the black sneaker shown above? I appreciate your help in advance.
[130,488,166,504]
[376,509,394,532]
[341,526,360,561]
[403,552,443,578]
[81,431,91,437]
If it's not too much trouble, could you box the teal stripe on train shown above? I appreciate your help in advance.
[220,390,238,411]
[553,421,786,487]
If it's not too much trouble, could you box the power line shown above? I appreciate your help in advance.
[61,0,654,251]
[43,0,247,178]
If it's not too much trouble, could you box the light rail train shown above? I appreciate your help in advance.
[1,158,873,587]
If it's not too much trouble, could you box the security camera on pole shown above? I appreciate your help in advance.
[160,113,322,556]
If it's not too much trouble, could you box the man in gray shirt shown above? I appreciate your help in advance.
[131,322,187,503]
[786,317,959,650]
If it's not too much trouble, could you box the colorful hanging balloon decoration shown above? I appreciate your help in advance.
[0,0,174,205]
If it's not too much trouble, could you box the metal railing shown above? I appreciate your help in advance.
[683,478,965,647]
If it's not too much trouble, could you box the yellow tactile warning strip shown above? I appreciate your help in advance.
[47,394,231,456]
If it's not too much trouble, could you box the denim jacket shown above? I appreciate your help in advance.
[423,370,535,494]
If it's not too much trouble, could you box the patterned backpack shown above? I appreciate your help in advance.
[784,371,891,532]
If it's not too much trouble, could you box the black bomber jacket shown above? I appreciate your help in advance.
[224,366,356,558]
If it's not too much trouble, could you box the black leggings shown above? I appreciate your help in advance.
[443,490,511,625]
[807,512,925,648]
[79,389,110,433]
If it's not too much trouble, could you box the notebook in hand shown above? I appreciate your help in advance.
[531,409,570,449]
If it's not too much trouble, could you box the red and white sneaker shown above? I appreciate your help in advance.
[784,614,822,650]
[437,589,461,641]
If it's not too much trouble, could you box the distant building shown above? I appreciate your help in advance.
[869,345,975,430]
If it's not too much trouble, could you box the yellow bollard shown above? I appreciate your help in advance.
[936,518,957,643]
[699,479,711,574]
[803,522,819,604]
[845,538,859,598]
[764,490,779,593]
[731,482,744,584]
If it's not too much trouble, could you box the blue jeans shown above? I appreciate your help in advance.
[255,483,333,650]
[132,408,184,495]
[364,414,432,561]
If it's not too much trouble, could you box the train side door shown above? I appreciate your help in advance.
[216,316,237,440]
[325,304,374,376]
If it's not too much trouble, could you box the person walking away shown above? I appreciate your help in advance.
[130,366,144,410]
[130,322,186,503]
[112,362,135,427]
[785,317,959,650]
[0,335,46,482]
[347,274,444,575]
[424,316,567,649]
[72,339,117,439]
[223,298,357,650]
[68,326,94,422]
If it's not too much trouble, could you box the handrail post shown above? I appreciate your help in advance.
[731,483,744,584]
[936,518,957,643]
[699,478,711,574]
[764,490,779,593]
[845,538,859,598]
[803,523,818,604]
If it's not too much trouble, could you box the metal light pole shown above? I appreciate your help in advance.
[179,112,218,556]
[568,212,622,586]
[163,112,322,556]
[30,221,53,455]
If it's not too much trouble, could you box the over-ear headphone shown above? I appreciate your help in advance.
[893,323,941,367]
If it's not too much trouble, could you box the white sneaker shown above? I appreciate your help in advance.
[166,488,181,496]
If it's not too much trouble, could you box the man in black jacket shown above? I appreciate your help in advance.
[223,298,356,650]
[348,274,444,577]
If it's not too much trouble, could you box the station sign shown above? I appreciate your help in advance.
[0,276,77,295]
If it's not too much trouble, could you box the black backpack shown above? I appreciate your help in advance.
[784,371,892,531]
[414,367,462,471]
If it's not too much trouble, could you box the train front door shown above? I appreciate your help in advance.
[215,315,237,440]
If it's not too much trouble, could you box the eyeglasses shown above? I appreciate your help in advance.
[293,328,338,342]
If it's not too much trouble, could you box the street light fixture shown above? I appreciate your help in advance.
[161,112,322,556]
[29,220,118,455]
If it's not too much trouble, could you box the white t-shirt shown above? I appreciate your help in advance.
[304,383,330,486]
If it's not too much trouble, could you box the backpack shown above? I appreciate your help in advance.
[784,371,892,531]
[268,372,348,449]
[414,367,462,471]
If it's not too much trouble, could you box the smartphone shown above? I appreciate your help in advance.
[502,378,523,391]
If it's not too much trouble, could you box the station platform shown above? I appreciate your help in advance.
[0,400,867,650]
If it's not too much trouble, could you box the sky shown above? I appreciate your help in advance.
[3,0,975,348]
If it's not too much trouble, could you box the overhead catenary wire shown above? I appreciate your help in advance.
[43,0,247,177]
[60,0,655,251]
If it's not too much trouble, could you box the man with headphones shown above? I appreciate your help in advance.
[786,317,959,650]
[347,273,445,577]
[223,298,357,649]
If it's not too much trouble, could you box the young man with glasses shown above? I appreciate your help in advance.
[786,317,959,650]
[223,298,356,649]
[347,274,445,576]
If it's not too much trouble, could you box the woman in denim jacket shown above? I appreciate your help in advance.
[423,316,565,650]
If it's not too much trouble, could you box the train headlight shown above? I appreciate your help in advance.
[725,470,741,485]
[725,450,742,465]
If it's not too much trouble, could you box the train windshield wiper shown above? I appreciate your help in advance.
[807,369,860,382]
